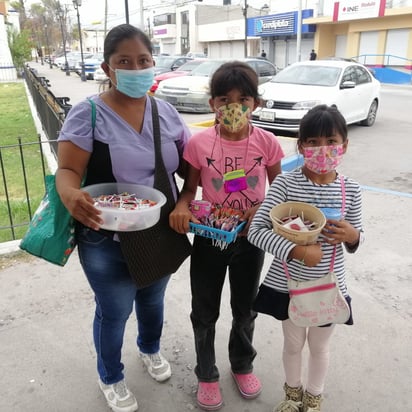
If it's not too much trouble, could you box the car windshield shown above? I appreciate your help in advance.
[155,56,179,68]
[272,65,341,86]
[176,60,205,71]
[190,60,225,77]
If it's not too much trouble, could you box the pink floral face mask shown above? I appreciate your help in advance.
[303,144,345,174]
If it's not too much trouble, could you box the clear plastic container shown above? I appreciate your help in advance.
[82,183,167,232]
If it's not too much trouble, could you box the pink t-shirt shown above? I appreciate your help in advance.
[184,126,284,211]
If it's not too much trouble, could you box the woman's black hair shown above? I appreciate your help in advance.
[210,61,259,100]
[298,105,348,143]
[103,24,153,63]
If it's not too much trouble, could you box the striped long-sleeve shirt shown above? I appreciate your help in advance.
[248,169,363,296]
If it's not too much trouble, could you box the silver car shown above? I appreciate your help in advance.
[155,58,277,113]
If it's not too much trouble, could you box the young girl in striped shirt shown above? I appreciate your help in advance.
[248,105,364,412]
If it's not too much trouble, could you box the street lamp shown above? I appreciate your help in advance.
[57,5,70,76]
[73,0,86,81]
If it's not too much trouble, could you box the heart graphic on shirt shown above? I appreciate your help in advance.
[247,175,258,189]
[212,178,223,192]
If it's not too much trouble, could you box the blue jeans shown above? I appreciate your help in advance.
[190,235,264,382]
[77,226,170,385]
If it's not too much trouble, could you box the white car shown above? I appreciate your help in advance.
[94,67,108,82]
[252,59,380,133]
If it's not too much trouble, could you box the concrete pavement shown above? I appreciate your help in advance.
[0,61,411,412]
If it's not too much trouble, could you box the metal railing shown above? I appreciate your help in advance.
[0,137,57,241]
[1,67,71,242]
[23,64,72,155]
[352,53,412,69]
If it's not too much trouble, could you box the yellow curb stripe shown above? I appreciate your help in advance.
[189,120,215,127]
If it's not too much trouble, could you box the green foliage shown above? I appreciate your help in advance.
[7,28,33,71]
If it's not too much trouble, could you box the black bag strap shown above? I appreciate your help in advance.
[149,95,176,214]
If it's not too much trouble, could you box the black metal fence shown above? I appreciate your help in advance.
[1,66,71,242]
[23,64,72,156]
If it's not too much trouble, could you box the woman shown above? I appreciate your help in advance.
[56,24,191,412]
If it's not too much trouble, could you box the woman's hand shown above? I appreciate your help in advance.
[63,187,103,231]
[321,219,360,246]
[169,202,199,234]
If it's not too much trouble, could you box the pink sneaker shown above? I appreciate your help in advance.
[197,381,223,411]
[231,371,262,399]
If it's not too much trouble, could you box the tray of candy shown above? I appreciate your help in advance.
[189,221,246,244]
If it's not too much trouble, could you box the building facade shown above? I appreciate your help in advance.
[149,0,412,73]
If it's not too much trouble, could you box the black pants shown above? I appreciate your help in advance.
[190,235,265,382]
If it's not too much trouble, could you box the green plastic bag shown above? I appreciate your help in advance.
[20,175,76,266]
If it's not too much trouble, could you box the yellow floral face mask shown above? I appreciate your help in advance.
[215,103,251,133]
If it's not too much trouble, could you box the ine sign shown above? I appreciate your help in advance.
[333,0,386,21]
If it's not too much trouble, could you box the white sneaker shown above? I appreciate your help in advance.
[139,351,172,382]
[99,379,138,412]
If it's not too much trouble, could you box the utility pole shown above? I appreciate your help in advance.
[104,0,108,36]
[125,0,129,24]
[296,0,302,62]
[243,0,248,57]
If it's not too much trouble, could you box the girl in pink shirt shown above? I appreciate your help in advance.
[170,61,284,410]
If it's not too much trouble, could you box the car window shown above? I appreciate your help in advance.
[353,66,371,84]
[155,56,179,68]
[176,60,205,71]
[190,60,224,77]
[256,61,276,76]
[341,67,356,83]
[272,65,340,86]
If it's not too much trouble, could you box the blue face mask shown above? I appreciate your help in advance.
[111,67,155,98]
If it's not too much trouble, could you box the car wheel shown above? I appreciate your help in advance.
[360,100,378,126]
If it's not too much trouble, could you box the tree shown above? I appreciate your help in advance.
[8,28,33,72]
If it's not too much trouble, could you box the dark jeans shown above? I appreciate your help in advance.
[77,227,170,384]
[190,235,265,382]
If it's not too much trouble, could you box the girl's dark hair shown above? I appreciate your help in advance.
[210,61,259,100]
[103,24,153,63]
[298,105,348,143]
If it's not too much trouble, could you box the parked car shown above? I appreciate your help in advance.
[55,52,93,71]
[149,59,207,95]
[153,55,193,75]
[75,53,104,80]
[186,51,207,58]
[155,58,277,113]
[251,59,380,133]
[94,66,108,82]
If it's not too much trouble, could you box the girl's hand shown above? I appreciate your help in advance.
[301,243,323,267]
[169,202,199,234]
[238,204,260,236]
[321,219,360,245]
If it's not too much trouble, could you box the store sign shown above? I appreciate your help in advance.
[255,13,295,36]
[251,9,315,37]
[333,0,386,21]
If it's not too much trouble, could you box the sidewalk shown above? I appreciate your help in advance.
[1,61,411,412]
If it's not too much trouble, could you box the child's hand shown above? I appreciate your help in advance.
[238,204,260,236]
[169,202,199,234]
[321,219,359,245]
[302,243,323,267]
